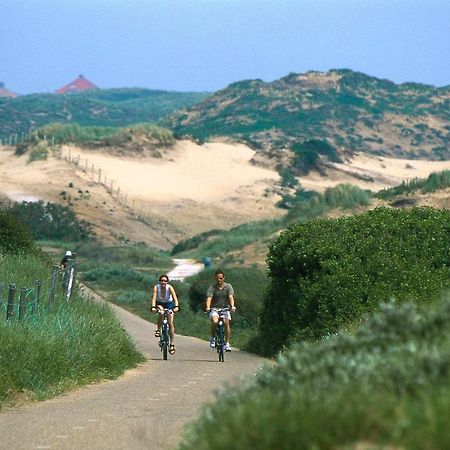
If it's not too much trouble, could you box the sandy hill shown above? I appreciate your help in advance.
[165,69,450,166]
[0,140,449,250]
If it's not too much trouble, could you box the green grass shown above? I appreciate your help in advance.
[0,253,144,407]
[376,169,450,200]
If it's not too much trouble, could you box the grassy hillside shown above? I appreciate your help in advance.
[0,88,208,140]
[0,210,144,407]
[164,69,450,166]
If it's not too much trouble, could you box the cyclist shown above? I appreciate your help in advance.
[60,250,73,270]
[150,275,180,355]
[205,269,236,351]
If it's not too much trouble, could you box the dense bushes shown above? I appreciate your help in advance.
[291,139,340,175]
[258,207,450,355]
[179,295,450,450]
[7,201,91,241]
[0,210,36,254]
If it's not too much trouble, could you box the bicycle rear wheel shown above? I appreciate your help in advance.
[161,325,169,360]
[217,326,225,362]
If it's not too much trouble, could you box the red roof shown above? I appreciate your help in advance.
[0,82,18,98]
[55,75,98,94]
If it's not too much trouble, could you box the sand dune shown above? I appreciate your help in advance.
[0,141,448,249]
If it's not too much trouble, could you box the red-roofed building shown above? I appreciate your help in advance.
[55,74,98,94]
[0,82,18,98]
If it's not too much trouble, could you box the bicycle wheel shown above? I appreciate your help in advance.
[161,324,169,360]
[217,326,225,362]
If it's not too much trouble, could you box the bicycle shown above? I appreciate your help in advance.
[155,308,173,360]
[212,308,231,362]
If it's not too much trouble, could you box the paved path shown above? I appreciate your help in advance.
[0,286,267,450]
[166,258,204,281]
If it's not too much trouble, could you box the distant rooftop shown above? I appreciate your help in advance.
[55,74,98,94]
[0,82,18,98]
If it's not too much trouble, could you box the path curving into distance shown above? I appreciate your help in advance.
[0,285,267,450]
[166,258,205,281]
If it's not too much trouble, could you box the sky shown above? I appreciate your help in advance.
[1,0,450,95]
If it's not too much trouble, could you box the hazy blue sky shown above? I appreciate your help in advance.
[2,0,449,95]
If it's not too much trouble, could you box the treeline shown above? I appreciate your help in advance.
[0,87,207,139]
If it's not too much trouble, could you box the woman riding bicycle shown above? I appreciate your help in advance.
[205,270,236,351]
[150,275,179,355]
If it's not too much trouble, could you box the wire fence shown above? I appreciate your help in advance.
[0,261,77,323]
[1,134,177,243]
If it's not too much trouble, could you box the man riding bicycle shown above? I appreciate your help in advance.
[205,270,236,351]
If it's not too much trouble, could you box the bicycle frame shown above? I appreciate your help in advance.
[157,308,172,360]
[214,308,230,362]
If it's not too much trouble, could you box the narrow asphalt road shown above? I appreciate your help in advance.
[0,286,267,450]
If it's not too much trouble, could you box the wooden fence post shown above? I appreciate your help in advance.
[19,287,27,321]
[98,168,102,183]
[6,283,16,321]
[48,265,59,306]
[32,280,41,315]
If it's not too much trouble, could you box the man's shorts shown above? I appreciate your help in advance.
[210,308,231,321]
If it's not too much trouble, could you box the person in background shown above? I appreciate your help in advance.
[205,269,236,351]
[60,250,73,270]
[150,275,180,355]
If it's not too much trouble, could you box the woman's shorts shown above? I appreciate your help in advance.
[156,301,175,310]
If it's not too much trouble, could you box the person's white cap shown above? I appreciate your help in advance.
[65,251,72,256]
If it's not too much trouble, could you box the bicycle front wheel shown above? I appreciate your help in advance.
[217,326,225,362]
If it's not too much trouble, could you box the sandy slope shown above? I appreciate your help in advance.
[0,141,449,250]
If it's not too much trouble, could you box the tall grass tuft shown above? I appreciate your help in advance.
[376,169,450,199]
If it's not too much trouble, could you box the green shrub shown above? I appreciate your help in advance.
[83,265,155,290]
[7,201,91,241]
[258,207,450,355]
[291,139,340,175]
[27,142,49,162]
[0,210,35,254]
[178,295,450,450]
[376,169,450,199]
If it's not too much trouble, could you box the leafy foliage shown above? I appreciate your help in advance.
[0,210,36,254]
[7,201,91,241]
[179,295,450,450]
[258,207,450,355]
[291,139,341,174]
